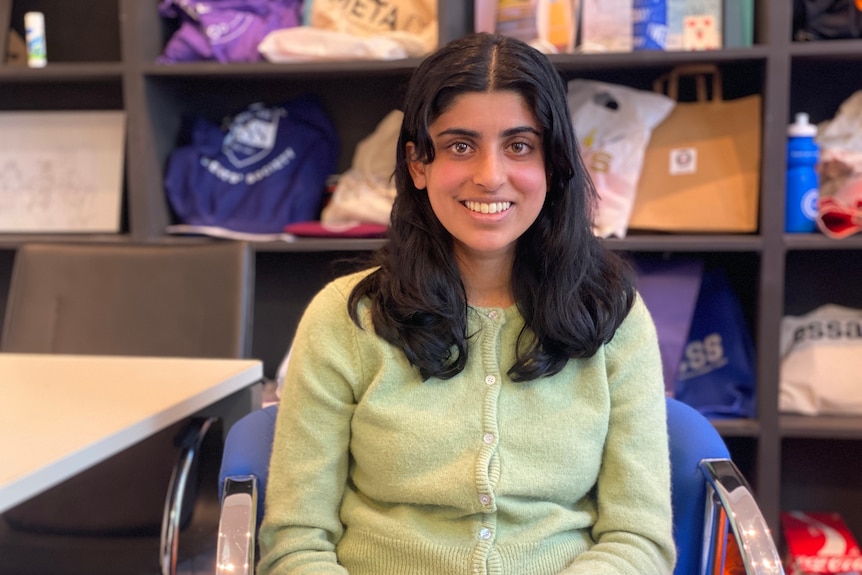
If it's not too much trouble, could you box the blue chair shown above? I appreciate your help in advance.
[665,398,785,575]
[216,398,785,575]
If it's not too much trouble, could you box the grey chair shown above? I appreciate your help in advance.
[0,241,256,575]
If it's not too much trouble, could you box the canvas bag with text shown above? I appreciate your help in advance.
[780,304,862,415]
[630,64,762,233]
[306,0,438,55]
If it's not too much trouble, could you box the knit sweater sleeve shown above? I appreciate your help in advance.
[559,295,677,575]
[257,274,370,575]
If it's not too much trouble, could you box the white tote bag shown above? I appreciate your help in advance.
[780,304,862,415]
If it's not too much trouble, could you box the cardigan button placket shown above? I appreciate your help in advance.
[470,307,504,575]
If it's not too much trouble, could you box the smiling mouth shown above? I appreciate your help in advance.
[463,200,512,214]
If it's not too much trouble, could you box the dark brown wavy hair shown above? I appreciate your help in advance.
[349,32,635,382]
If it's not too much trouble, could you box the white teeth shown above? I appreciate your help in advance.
[464,201,512,214]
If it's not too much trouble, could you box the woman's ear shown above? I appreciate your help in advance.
[405,142,427,190]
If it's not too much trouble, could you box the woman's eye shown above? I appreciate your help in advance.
[510,141,531,154]
[452,142,470,154]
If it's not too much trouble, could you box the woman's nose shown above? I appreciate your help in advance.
[472,150,505,191]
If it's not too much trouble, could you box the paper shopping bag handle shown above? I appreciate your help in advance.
[653,64,723,103]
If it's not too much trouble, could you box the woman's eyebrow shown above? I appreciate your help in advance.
[435,126,541,138]
[502,126,541,138]
[435,127,479,138]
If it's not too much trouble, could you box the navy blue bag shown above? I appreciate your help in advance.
[674,267,757,419]
[165,97,339,234]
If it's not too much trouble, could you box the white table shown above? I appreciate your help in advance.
[0,353,263,514]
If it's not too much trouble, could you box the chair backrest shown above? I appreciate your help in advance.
[218,398,782,575]
[1,241,254,535]
[666,397,731,575]
[1,241,254,358]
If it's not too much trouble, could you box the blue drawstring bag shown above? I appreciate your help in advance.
[674,267,756,419]
[165,97,339,234]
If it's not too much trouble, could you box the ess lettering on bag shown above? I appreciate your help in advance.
[678,333,728,380]
[793,319,862,343]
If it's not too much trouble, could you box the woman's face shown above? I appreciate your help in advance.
[407,90,547,266]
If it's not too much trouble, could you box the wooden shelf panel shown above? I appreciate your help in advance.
[251,238,385,253]
[0,234,133,250]
[245,235,764,254]
[0,63,124,82]
[140,46,772,79]
[781,415,862,439]
[790,39,862,60]
[784,234,862,250]
[142,59,423,79]
[549,46,770,72]
[605,234,763,252]
[713,418,761,438]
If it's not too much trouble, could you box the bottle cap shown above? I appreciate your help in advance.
[788,112,817,137]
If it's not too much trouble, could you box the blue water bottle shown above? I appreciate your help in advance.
[785,113,819,233]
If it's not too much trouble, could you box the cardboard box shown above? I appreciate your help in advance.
[0,111,126,233]
[782,511,862,575]
[666,0,722,50]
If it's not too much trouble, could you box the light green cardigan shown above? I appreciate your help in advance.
[258,269,675,575]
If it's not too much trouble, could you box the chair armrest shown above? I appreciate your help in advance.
[700,458,786,575]
[218,405,278,525]
[216,475,259,575]
[160,416,220,575]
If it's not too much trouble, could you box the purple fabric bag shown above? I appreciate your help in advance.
[158,0,302,63]
[633,256,704,396]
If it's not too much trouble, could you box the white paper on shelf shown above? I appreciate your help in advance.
[166,224,297,242]
[0,111,126,233]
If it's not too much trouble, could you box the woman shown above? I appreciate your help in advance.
[259,32,675,575]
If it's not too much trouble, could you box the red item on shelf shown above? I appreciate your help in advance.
[782,511,862,575]
[284,221,388,239]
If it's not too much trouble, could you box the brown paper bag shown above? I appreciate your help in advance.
[629,64,762,233]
